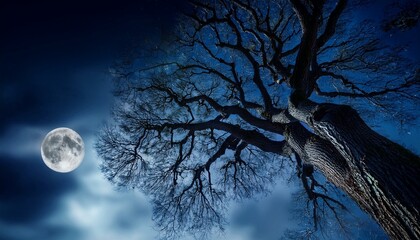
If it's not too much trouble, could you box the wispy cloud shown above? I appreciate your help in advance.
[47,137,157,240]
[0,124,46,158]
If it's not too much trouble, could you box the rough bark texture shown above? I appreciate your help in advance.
[285,101,420,240]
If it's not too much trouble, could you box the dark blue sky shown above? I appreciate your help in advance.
[1,0,181,132]
[0,1,182,239]
[0,0,418,239]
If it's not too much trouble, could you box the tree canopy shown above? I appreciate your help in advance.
[96,0,420,239]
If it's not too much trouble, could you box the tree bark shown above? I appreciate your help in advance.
[284,101,420,240]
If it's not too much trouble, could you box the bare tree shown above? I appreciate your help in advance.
[96,0,420,239]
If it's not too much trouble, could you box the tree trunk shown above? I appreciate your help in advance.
[285,101,420,240]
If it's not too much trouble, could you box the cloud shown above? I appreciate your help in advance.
[0,125,46,158]
[0,125,158,240]
[228,179,298,240]
[0,154,78,224]
[39,137,157,240]
[0,221,83,240]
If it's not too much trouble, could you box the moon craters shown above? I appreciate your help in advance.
[63,135,82,157]
[42,134,63,164]
[41,128,85,173]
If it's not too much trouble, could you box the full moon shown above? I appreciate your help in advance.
[41,127,85,173]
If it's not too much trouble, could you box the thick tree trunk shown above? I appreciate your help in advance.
[285,101,420,240]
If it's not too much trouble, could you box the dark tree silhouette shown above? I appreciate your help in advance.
[95,0,420,239]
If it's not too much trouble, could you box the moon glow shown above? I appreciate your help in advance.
[41,127,85,173]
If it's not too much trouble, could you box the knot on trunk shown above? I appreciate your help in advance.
[302,163,314,176]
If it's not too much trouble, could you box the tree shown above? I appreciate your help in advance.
[95,0,420,239]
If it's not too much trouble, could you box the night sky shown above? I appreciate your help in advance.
[0,1,418,240]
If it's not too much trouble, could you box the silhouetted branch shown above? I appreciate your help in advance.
[97,0,420,238]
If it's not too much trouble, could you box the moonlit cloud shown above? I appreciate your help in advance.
[49,137,157,240]
[229,184,297,240]
[0,125,46,158]
[0,130,158,240]
[0,154,78,239]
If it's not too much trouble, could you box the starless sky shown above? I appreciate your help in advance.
[0,0,418,240]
